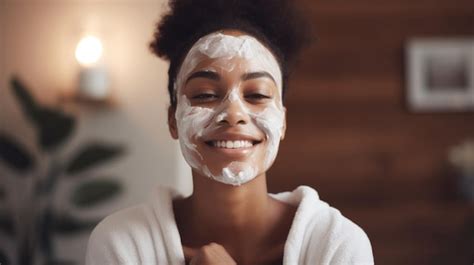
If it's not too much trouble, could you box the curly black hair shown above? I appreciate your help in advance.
[149,0,312,107]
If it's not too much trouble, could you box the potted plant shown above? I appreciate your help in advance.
[0,77,125,265]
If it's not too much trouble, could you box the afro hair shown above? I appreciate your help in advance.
[149,0,312,106]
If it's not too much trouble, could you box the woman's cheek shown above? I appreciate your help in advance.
[175,95,215,169]
[251,103,285,168]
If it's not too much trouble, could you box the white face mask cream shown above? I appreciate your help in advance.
[174,32,285,186]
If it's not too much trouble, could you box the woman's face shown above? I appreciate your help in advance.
[169,31,286,186]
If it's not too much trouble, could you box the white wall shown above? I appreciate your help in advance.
[0,0,191,263]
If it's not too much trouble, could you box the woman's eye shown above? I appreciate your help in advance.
[245,93,271,101]
[192,93,219,101]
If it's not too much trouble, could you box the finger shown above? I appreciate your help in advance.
[182,245,198,259]
[209,243,226,258]
[206,243,234,261]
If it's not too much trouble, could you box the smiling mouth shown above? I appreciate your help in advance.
[205,140,262,149]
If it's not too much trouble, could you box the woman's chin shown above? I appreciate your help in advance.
[198,163,258,185]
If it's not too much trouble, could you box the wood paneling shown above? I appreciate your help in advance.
[267,0,474,264]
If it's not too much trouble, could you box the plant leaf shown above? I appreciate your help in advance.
[0,248,10,265]
[10,76,38,120]
[71,179,122,208]
[36,107,76,152]
[0,133,35,172]
[53,213,98,235]
[10,76,76,152]
[66,144,124,175]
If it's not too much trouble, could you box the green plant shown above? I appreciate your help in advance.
[0,77,125,265]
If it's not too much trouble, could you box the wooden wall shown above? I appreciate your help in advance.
[267,0,474,264]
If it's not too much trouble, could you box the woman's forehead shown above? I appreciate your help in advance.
[176,32,283,93]
[189,56,270,76]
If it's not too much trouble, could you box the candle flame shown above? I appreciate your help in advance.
[75,36,103,67]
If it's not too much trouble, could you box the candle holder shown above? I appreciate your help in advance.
[74,35,111,104]
[78,66,109,100]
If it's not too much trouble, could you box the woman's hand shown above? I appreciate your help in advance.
[183,243,237,265]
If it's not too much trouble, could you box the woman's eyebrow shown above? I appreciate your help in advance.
[241,71,276,84]
[185,71,220,84]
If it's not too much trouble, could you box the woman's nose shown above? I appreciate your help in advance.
[217,96,250,126]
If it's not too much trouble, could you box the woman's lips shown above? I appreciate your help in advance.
[202,130,264,157]
[206,140,259,149]
[203,139,262,157]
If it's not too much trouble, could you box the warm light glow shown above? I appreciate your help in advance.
[75,36,103,66]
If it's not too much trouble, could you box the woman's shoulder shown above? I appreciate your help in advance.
[274,186,374,264]
[91,203,154,237]
[85,203,162,264]
[85,185,185,265]
[87,185,180,244]
[306,205,374,265]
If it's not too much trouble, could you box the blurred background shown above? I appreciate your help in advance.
[0,0,473,264]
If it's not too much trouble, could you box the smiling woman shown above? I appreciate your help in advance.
[172,32,285,186]
[85,0,374,265]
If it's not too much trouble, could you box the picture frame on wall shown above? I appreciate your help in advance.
[406,38,474,112]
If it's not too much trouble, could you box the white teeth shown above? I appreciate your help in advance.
[212,140,255,149]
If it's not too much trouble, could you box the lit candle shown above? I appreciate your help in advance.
[75,36,109,100]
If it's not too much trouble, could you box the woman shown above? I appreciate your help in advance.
[86,0,374,264]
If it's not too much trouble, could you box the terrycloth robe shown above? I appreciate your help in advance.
[86,186,374,265]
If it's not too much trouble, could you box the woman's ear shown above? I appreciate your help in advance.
[168,105,179,139]
[281,107,287,140]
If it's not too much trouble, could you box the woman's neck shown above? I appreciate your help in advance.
[176,171,271,245]
[173,171,296,265]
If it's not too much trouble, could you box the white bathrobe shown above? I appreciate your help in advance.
[86,186,374,265]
